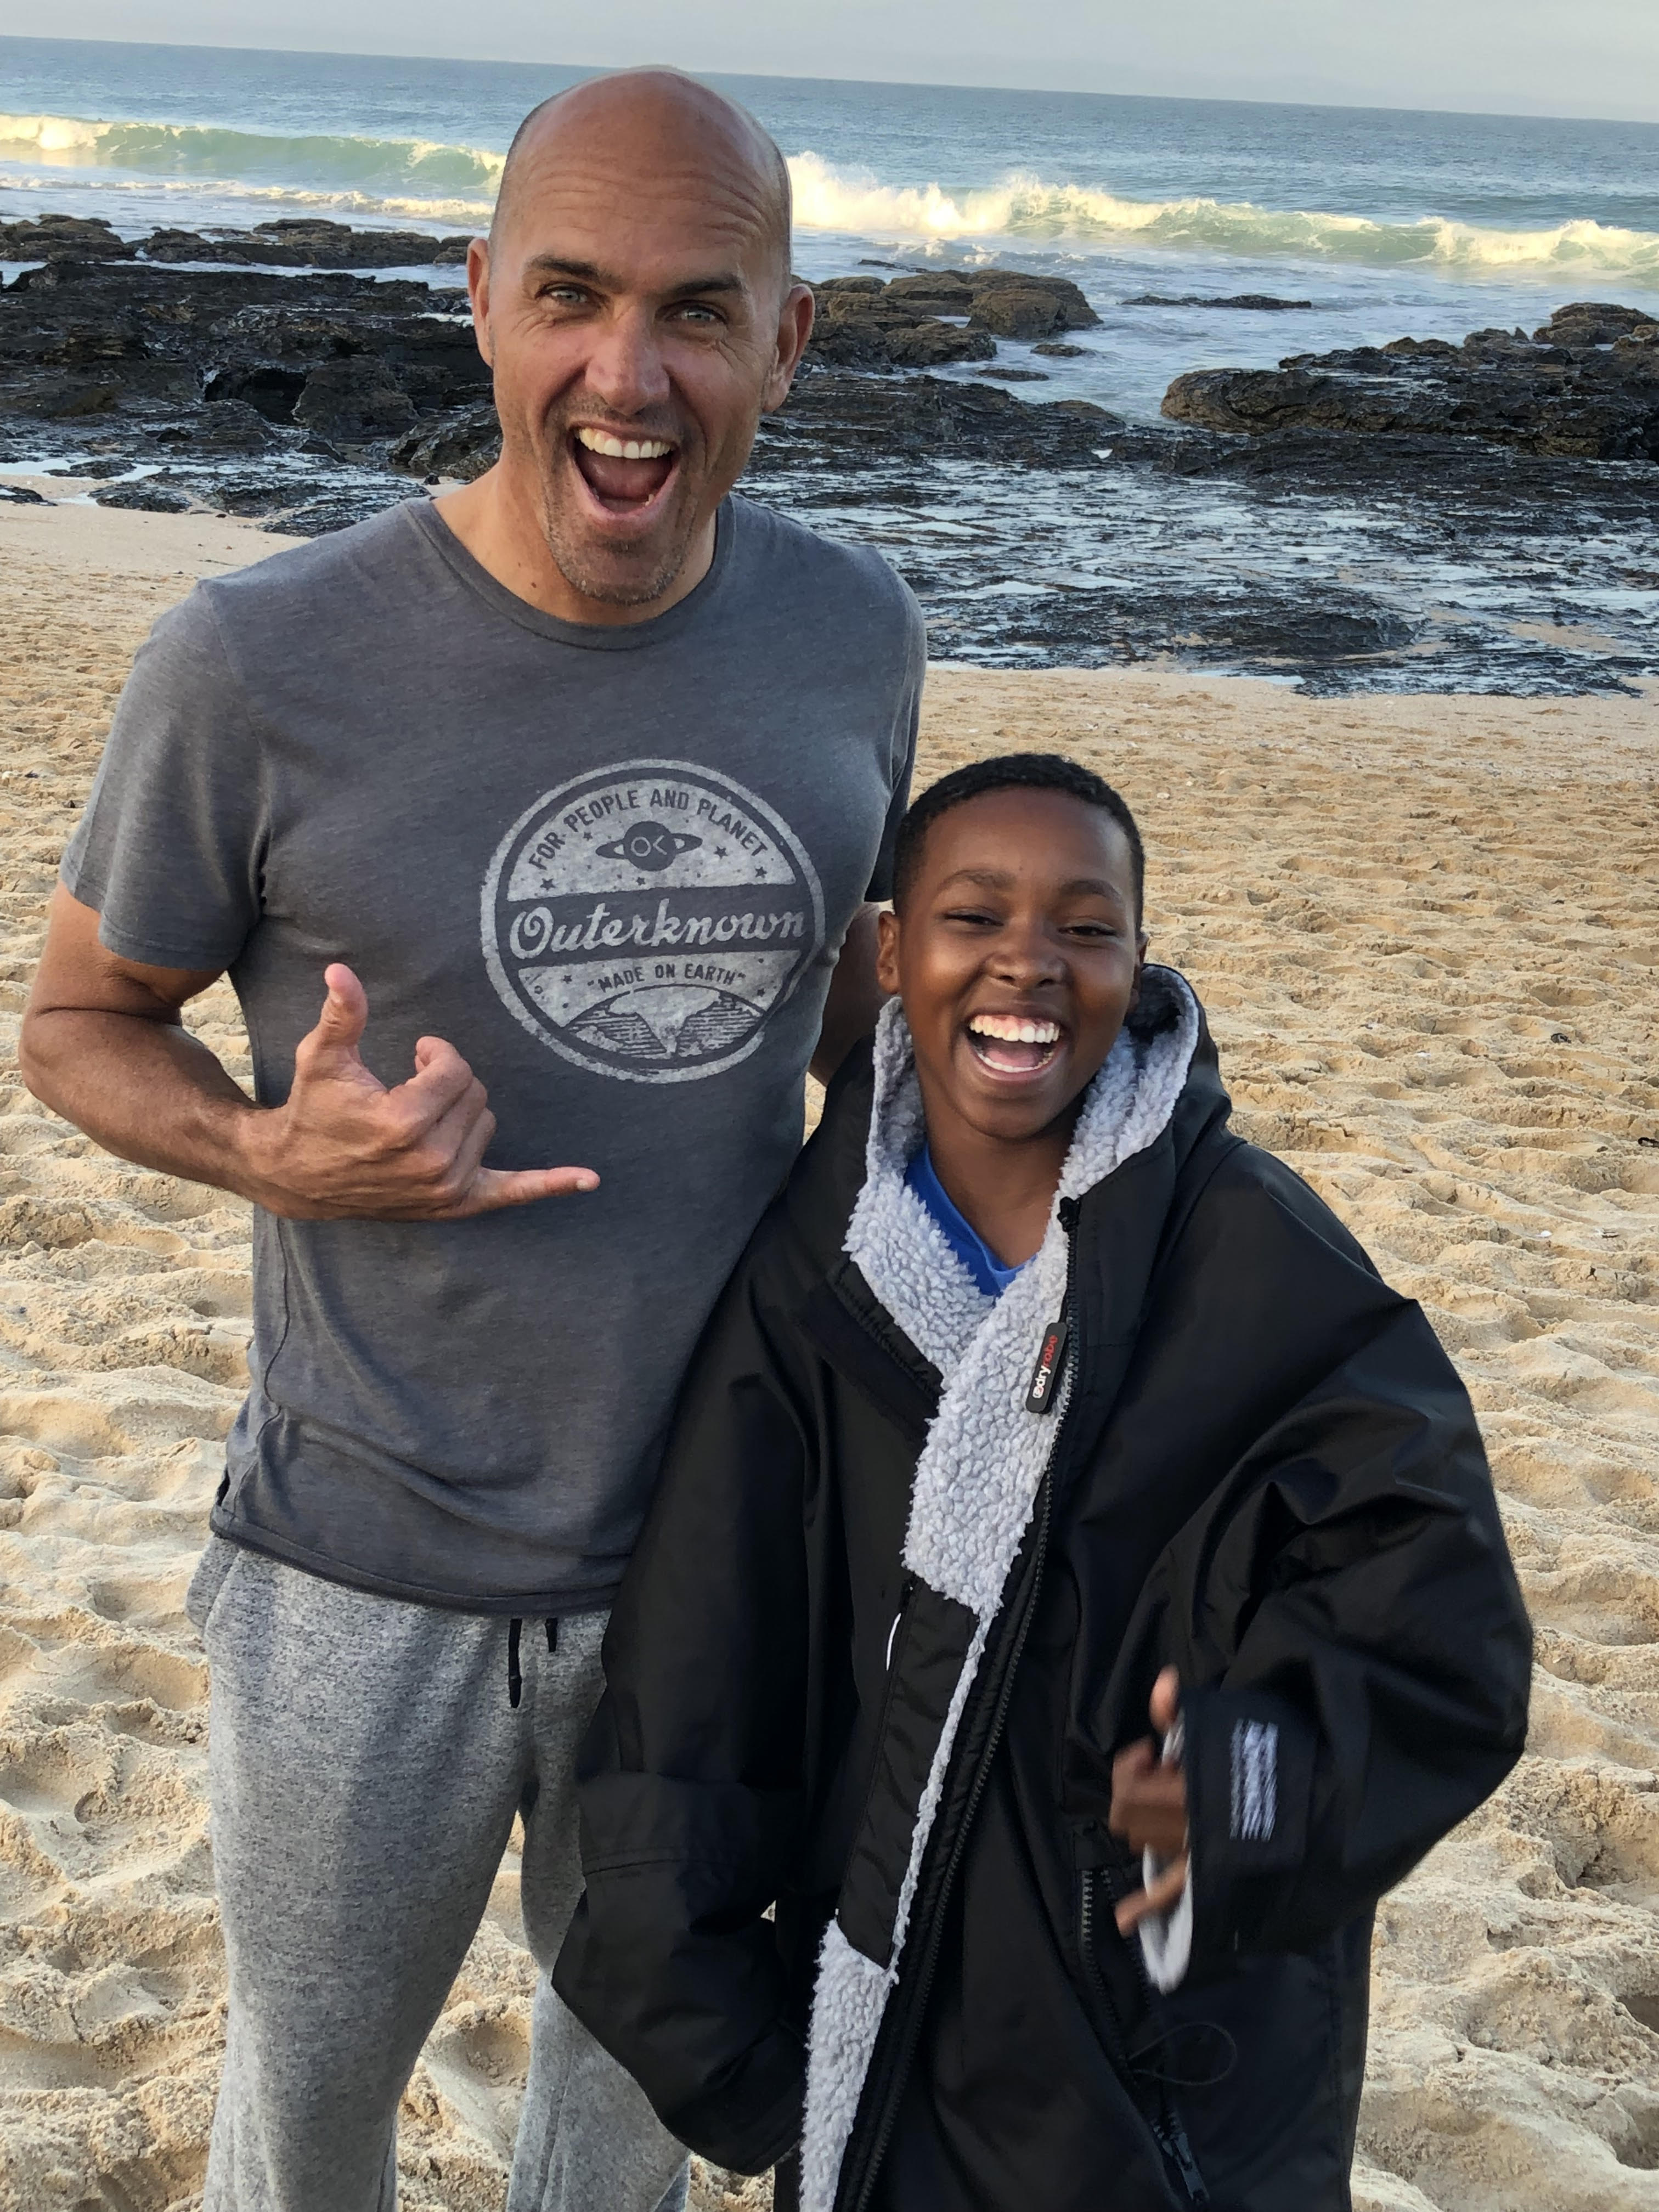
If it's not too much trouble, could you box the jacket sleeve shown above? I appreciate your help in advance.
[553,1237,817,2174]
[1143,1163,1532,1970]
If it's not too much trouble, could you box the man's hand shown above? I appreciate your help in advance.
[20,893,599,1224]
[241,964,600,1221]
[1109,1666,1189,1936]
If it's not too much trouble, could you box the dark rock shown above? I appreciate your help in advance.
[203,364,311,421]
[969,286,1075,340]
[884,321,997,369]
[1121,294,1316,311]
[979,365,1051,381]
[762,370,1120,469]
[9,258,111,292]
[1536,301,1658,348]
[0,215,136,261]
[292,358,417,444]
[1162,303,1659,459]
[92,481,192,512]
[808,291,994,370]
[390,404,501,482]
[263,484,425,538]
[805,267,1096,369]
[50,456,131,478]
[138,218,474,269]
[13,377,123,418]
[960,269,1099,329]
[884,273,974,314]
[1032,342,1090,358]
[0,483,50,504]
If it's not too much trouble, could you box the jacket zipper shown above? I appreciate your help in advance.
[841,1199,1083,2212]
[1082,1863,1210,2207]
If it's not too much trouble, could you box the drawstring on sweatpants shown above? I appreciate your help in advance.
[506,1615,560,1708]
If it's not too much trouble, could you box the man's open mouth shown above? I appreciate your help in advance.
[570,425,679,514]
[965,1012,1064,1076]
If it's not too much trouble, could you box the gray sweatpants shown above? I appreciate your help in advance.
[188,1538,690,2212]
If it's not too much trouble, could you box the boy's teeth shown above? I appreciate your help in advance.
[575,428,674,460]
[969,1014,1060,1045]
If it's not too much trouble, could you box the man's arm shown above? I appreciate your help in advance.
[20,885,597,1220]
[809,903,888,1086]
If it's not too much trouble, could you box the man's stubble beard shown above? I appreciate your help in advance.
[526,416,712,610]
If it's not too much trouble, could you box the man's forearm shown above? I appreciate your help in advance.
[20,1007,263,1197]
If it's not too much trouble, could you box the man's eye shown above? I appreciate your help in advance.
[539,285,589,306]
[672,303,724,325]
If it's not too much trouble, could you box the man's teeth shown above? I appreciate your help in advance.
[968,1015,1061,1045]
[575,428,674,461]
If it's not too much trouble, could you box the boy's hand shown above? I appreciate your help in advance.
[1109,1666,1189,1936]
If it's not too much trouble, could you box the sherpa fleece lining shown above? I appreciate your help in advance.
[800,970,1200,2212]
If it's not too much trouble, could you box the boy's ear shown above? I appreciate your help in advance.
[876,907,901,997]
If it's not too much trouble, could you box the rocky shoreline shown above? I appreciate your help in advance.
[1164,302,1659,460]
[2,215,1656,691]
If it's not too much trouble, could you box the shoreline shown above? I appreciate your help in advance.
[0,508,1654,2212]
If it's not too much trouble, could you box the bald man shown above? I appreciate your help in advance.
[21,71,922,2212]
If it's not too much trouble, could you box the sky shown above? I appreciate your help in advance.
[4,0,1658,125]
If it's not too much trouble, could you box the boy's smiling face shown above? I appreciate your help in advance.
[877,787,1148,1153]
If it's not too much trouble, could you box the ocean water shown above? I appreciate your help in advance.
[5,36,1659,417]
[3,36,1658,690]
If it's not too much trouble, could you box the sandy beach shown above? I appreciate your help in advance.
[0,489,1655,2211]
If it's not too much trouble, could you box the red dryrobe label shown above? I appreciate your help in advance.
[1025,1316,1069,1414]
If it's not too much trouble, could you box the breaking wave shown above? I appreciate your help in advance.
[0,111,503,223]
[788,153,1659,277]
[3,112,1658,280]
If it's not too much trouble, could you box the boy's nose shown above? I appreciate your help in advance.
[988,927,1065,984]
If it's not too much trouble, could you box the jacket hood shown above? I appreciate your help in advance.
[792,960,1238,1274]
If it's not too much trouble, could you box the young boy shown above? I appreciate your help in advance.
[554,756,1531,2212]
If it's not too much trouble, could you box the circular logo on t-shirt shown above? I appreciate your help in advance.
[482,759,826,1084]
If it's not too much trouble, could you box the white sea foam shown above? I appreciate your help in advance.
[788,151,1659,276]
[3,111,1658,281]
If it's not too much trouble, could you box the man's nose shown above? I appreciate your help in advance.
[583,303,673,416]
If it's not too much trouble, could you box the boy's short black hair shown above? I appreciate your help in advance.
[891,753,1145,921]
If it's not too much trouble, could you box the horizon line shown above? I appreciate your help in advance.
[3,29,1657,133]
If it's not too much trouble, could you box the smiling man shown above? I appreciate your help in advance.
[20,70,922,2212]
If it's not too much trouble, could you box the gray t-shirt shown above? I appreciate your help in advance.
[64,495,921,1612]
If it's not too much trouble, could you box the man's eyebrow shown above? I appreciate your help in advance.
[521,255,747,298]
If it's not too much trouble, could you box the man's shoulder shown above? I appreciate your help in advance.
[191,499,433,640]
[727,496,924,653]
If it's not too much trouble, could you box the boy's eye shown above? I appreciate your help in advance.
[940,907,1002,928]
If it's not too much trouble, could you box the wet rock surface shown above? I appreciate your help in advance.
[1163,302,1659,459]
[1,213,471,267]
[804,268,1097,369]
[1123,292,1317,311]
[1,235,1654,692]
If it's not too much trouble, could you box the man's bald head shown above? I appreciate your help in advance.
[489,70,793,297]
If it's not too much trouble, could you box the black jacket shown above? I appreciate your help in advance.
[555,972,1531,2212]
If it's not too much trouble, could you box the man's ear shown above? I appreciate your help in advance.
[875,906,901,997]
[1128,932,1149,1012]
[467,235,494,368]
[762,280,816,412]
